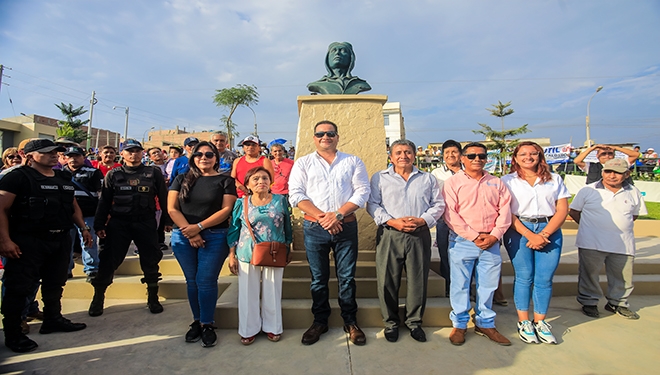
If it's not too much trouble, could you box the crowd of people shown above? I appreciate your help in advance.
[0,124,647,354]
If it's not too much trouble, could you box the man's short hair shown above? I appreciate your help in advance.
[442,140,462,153]
[314,120,338,132]
[146,147,162,155]
[101,145,117,152]
[211,131,228,139]
[461,142,487,155]
[390,139,416,153]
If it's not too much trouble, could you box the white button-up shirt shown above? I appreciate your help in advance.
[501,172,571,218]
[288,151,370,213]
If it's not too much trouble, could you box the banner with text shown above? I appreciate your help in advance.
[543,143,572,165]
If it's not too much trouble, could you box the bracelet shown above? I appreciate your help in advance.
[197,223,204,231]
[522,229,531,237]
[540,231,550,238]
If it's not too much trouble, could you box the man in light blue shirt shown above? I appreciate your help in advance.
[367,139,444,343]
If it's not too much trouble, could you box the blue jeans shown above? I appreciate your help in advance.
[503,222,562,315]
[171,228,229,324]
[448,231,501,329]
[303,220,358,326]
[69,216,99,274]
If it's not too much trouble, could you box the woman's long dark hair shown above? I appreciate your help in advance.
[179,141,220,202]
[510,141,553,183]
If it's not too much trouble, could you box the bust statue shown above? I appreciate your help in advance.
[307,42,372,95]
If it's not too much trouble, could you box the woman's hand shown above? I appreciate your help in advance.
[228,255,239,275]
[188,234,205,248]
[526,232,550,250]
[180,224,201,238]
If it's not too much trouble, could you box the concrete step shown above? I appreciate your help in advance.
[214,282,454,329]
[429,261,660,277]
[59,275,232,300]
[499,274,660,297]
[282,271,446,299]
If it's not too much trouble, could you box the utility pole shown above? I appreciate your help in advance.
[86,91,97,150]
[0,65,4,95]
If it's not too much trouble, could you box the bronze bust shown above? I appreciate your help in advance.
[307,42,372,95]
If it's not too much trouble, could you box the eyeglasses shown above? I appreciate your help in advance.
[192,151,216,159]
[517,152,540,157]
[314,131,337,138]
[464,153,487,160]
[6,155,21,160]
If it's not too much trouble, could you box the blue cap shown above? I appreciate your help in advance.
[121,139,143,151]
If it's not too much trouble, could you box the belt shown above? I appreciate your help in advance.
[304,213,356,223]
[518,216,553,223]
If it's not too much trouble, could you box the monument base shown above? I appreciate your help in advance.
[292,94,389,251]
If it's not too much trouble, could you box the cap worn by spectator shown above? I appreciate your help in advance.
[603,158,629,173]
[55,137,79,146]
[169,145,183,153]
[64,146,86,156]
[23,139,67,154]
[121,139,144,151]
[184,137,199,147]
[648,148,655,152]
[239,135,260,146]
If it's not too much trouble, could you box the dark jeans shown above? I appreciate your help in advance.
[303,220,358,326]
[436,219,450,295]
[92,216,162,287]
[1,232,71,339]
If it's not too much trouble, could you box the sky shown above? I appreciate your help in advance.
[1,0,659,150]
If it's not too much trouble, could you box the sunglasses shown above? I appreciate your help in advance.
[314,131,337,138]
[192,151,216,159]
[464,153,488,160]
[6,155,21,160]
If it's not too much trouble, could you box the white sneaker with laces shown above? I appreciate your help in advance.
[534,320,557,344]
[517,320,538,344]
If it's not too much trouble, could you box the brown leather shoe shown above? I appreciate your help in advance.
[475,326,511,346]
[344,324,366,345]
[449,328,466,345]
[301,323,328,345]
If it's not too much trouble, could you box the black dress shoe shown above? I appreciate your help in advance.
[5,334,38,353]
[301,323,328,345]
[39,317,87,334]
[384,327,399,342]
[344,324,366,345]
[410,327,427,342]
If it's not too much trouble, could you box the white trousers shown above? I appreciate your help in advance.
[237,261,284,337]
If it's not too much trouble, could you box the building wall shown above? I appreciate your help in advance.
[383,102,405,146]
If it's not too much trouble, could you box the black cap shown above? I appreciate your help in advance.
[184,137,199,147]
[64,146,86,156]
[23,139,66,154]
[121,139,143,151]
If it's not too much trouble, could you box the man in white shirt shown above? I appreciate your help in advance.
[289,120,370,346]
[569,158,647,320]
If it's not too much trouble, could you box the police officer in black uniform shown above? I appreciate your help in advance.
[0,139,91,353]
[89,139,171,316]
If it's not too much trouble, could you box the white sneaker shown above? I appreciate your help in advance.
[534,320,557,344]
[517,320,538,344]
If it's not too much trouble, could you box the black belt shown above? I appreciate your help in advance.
[518,216,553,223]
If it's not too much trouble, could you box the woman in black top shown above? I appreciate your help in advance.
[168,141,237,348]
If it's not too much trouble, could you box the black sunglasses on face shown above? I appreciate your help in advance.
[314,131,337,138]
[6,155,20,160]
[464,153,487,160]
[192,151,216,159]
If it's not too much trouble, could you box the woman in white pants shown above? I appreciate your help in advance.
[228,166,292,345]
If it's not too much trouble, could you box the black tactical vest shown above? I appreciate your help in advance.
[12,166,75,232]
[110,166,157,216]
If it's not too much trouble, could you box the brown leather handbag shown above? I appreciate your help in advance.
[243,197,288,267]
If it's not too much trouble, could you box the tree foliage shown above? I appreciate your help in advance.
[473,101,530,173]
[55,102,90,144]
[220,115,240,145]
[212,84,259,148]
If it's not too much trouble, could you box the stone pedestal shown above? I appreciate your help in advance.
[292,94,389,250]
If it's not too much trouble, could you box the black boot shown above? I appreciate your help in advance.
[88,285,107,317]
[147,284,163,314]
[3,317,38,353]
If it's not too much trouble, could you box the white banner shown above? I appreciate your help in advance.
[543,143,572,165]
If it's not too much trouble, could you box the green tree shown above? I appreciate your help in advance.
[473,101,530,173]
[212,84,259,148]
[55,102,90,144]
[220,115,240,147]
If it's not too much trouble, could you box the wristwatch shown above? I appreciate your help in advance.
[334,211,344,221]
[197,223,205,231]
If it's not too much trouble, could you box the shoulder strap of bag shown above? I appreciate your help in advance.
[243,196,258,244]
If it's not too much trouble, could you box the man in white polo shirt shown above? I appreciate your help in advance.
[569,158,647,320]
